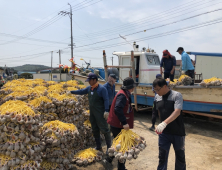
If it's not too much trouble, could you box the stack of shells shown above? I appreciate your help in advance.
[0,100,44,170]
[81,119,96,148]
[28,96,58,124]
[0,79,98,169]
[40,120,79,170]
[72,148,103,166]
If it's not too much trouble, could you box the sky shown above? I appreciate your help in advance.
[1,0,222,68]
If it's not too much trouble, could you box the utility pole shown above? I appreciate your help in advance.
[51,51,53,81]
[111,56,113,66]
[58,50,61,82]
[59,3,74,68]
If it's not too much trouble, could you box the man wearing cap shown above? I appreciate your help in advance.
[106,77,137,170]
[67,73,111,152]
[177,47,195,85]
[103,74,116,111]
[160,50,176,82]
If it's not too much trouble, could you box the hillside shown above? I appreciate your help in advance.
[10,64,51,72]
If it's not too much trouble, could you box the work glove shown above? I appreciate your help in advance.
[155,122,167,134]
[181,71,185,75]
[66,91,71,95]
[104,111,109,120]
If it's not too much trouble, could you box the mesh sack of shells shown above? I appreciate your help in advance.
[44,81,58,87]
[0,100,44,169]
[40,113,59,124]
[28,96,56,114]
[108,129,146,163]
[72,148,103,167]
[40,159,74,170]
[0,155,41,170]
[178,75,192,85]
[47,84,64,95]
[61,80,79,88]
[201,77,222,87]
[40,120,79,166]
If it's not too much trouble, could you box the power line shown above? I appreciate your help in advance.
[69,8,222,49]
[0,0,103,46]
[71,0,221,41]
[72,17,222,52]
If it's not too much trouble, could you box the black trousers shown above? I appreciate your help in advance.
[164,72,174,81]
[185,70,194,85]
[158,133,186,170]
[110,126,126,170]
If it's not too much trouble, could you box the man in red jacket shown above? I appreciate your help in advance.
[107,77,137,170]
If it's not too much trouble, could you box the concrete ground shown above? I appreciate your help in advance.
[72,111,222,170]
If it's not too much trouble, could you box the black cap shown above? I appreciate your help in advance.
[176,47,184,52]
[85,73,98,82]
[109,74,116,79]
[121,77,138,90]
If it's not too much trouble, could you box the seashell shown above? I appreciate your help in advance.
[127,153,133,160]
[15,158,21,165]
[6,150,11,156]
[3,126,8,132]
[7,143,13,151]
[14,142,19,152]
[135,148,140,155]
[115,153,122,159]
[76,160,83,166]
[10,150,16,158]
[19,132,26,140]
[24,136,30,144]
[116,144,121,151]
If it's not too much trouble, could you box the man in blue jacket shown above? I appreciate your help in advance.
[67,73,111,152]
[103,74,116,111]
[177,47,195,85]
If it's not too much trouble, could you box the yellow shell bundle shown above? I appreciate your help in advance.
[0,100,36,116]
[73,148,103,166]
[29,96,52,108]
[78,85,86,89]
[178,75,192,85]
[42,120,77,132]
[48,93,77,102]
[83,120,91,128]
[62,80,79,88]
[108,129,146,162]
[200,77,222,87]
[40,159,59,170]
[47,84,64,94]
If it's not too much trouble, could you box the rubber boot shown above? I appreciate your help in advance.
[94,138,102,151]
[118,160,126,170]
[104,139,113,163]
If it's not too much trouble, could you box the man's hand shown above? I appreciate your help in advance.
[123,124,130,130]
[104,112,109,120]
[66,91,71,95]
[170,70,174,75]
[181,71,185,75]
[160,71,163,75]
[155,122,167,134]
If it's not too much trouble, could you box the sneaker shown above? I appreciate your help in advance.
[149,126,155,131]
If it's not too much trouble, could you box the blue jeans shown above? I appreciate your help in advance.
[157,133,186,170]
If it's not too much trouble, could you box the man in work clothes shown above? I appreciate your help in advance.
[153,78,186,170]
[68,73,111,152]
[107,77,137,170]
[149,74,165,131]
[177,47,195,85]
[103,74,116,111]
[160,50,176,81]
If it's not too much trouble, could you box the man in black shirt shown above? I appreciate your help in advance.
[153,78,186,170]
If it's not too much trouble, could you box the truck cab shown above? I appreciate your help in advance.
[113,45,160,84]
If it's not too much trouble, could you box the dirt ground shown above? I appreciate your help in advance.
[72,111,222,170]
